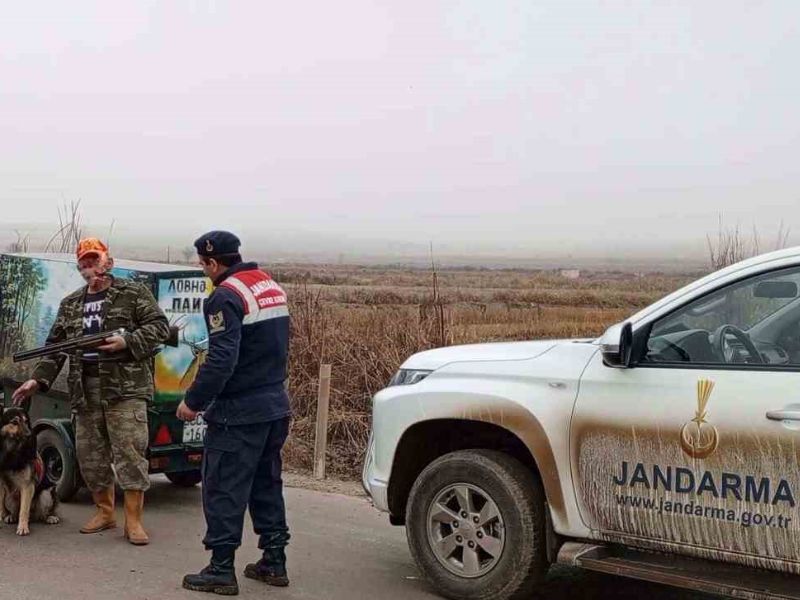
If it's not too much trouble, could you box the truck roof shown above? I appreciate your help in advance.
[3,253,202,274]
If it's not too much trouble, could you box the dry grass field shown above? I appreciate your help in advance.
[278,264,699,479]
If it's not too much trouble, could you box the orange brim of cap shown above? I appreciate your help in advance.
[77,250,107,261]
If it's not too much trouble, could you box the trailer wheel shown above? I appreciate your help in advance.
[37,428,80,502]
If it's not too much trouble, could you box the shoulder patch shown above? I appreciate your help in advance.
[208,310,226,334]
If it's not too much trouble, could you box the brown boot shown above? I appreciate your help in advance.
[80,486,117,534]
[123,490,149,546]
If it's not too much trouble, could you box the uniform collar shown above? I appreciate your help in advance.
[213,262,259,286]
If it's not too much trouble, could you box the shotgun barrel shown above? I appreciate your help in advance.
[13,328,127,363]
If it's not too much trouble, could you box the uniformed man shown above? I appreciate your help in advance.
[13,238,170,544]
[178,231,292,596]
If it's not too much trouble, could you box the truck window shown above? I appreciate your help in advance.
[644,266,800,366]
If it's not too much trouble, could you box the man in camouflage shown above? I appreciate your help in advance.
[13,238,170,545]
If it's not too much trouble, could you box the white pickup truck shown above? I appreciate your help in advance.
[363,247,800,600]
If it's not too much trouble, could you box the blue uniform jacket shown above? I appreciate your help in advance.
[185,262,290,425]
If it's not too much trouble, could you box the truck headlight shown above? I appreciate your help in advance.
[388,369,433,387]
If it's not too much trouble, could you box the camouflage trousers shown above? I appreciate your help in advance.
[75,376,150,492]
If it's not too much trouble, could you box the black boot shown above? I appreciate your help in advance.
[244,547,289,587]
[183,547,239,596]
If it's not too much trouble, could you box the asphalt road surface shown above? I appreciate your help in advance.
[0,476,719,600]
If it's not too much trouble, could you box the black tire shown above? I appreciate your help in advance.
[406,449,548,600]
[37,429,80,502]
[166,470,202,487]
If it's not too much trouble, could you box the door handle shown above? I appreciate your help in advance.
[766,409,800,422]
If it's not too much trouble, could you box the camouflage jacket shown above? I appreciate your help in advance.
[32,277,170,410]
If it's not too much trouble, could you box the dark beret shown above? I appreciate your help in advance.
[194,231,241,257]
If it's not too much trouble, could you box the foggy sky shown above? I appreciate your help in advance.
[2,2,799,260]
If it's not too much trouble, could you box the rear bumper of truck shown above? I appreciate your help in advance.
[147,443,204,473]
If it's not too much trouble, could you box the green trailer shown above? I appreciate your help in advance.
[0,253,211,500]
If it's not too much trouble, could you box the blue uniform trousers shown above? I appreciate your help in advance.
[201,416,291,551]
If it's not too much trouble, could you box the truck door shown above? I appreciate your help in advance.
[571,266,800,571]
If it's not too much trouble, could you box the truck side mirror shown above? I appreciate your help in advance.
[600,322,634,369]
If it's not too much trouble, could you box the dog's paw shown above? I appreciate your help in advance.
[46,515,60,525]
[16,523,30,536]
[3,515,17,525]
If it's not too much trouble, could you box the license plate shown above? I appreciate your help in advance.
[183,414,207,443]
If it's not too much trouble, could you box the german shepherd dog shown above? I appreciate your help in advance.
[0,406,60,535]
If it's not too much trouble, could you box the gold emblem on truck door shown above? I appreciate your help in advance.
[680,379,719,459]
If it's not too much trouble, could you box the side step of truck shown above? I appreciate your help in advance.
[557,542,800,600]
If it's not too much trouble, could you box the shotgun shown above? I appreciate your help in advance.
[13,328,127,363]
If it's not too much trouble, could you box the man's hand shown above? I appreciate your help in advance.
[176,400,199,422]
[97,335,128,353]
[12,380,40,406]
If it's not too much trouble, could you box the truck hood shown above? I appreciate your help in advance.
[402,338,593,371]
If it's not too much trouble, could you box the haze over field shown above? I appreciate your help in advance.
[2,2,798,269]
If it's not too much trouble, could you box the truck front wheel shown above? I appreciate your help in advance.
[406,449,548,600]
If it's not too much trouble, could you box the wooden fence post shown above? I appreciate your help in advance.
[313,364,332,480]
